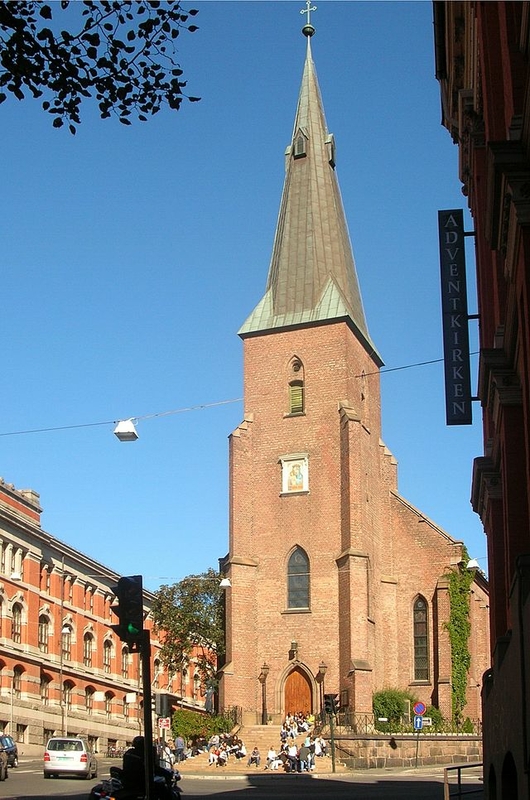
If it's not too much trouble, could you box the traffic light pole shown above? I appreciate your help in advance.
[141,629,155,800]
[329,710,336,774]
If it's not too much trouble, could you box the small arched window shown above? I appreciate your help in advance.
[105,692,113,719]
[13,666,23,698]
[287,547,310,609]
[121,647,129,679]
[11,603,22,643]
[83,633,93,668]
[288,358,305,414]
[153,659,160,689]
[38,615,49,653]
[85,686,94,714]
[413,596,429,681]
[62,625,72,661]
[103,640,113,674]
[63,680,74,711]
[40,674,51,706]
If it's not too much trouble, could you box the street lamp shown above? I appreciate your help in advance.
[258,663,269,726]
[113,419,139,441]
[316,661,327,723]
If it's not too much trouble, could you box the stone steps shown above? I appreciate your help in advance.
[175,723,346,776]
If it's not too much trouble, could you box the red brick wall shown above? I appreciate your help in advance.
[221,320,489,723]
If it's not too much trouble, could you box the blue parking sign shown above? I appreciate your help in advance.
[414,715,423,731]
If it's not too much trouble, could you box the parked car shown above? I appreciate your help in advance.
[0,735,18,768]
[43,737,98,779]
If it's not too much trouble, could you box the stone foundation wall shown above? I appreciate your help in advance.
[335,734,482,769]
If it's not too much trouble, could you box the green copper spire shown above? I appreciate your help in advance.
[239,12,382,366]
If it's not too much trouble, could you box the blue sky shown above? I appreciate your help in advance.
[0,1,487,590]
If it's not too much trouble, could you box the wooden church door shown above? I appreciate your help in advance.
[284,667,312,714]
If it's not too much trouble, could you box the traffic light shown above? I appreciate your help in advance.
[324,693,339,715]
[155,692,170,718]
[111,575,144,648]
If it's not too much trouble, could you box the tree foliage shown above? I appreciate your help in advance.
[151,568,225,687]
[0,1,199,133]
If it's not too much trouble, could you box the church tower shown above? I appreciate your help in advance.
[219,15,489,726]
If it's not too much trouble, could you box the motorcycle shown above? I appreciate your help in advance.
[88,764,182,800]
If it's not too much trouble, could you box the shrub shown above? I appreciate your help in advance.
[171,709,232,744]
[426,705,444,731]
[373,688,416,732]
[460,717,475,734]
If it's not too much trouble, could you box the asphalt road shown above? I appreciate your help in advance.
[3,758,484,800]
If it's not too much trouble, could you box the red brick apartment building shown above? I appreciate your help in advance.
[0,478,204,757]
[434,2,530,797]
[219,20,490,727]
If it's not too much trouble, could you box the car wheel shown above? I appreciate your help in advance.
[12,757,17,768]
[44,773,50,779]
[0,765,7,782]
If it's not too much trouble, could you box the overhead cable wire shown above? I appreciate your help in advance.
[0,353,479,438]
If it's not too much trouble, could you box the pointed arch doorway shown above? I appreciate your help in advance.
[284,666,312,715]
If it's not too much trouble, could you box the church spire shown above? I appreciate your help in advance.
[239,12,382,365]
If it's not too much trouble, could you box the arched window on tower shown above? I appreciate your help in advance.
[287,547,310,610]
[288,358,305,415]
[413,596,429,681]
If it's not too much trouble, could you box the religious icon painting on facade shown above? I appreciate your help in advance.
[281,456,308,494]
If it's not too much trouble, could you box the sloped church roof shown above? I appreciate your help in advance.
[238,21,382,366]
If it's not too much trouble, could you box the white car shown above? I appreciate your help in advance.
[43,737,98,779]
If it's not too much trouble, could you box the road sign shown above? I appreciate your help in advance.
[422,717,432,726]
[413,701,426,716]
[158,717,171,729]
[413,715,423,731]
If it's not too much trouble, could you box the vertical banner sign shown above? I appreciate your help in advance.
[438,209,472,425]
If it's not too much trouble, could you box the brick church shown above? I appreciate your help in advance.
[218,17,489,726]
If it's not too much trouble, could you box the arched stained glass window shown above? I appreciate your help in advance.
[413,596,429,681]
[287,548,310,609]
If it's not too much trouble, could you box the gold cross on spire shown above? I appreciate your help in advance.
[300,1,317,26]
